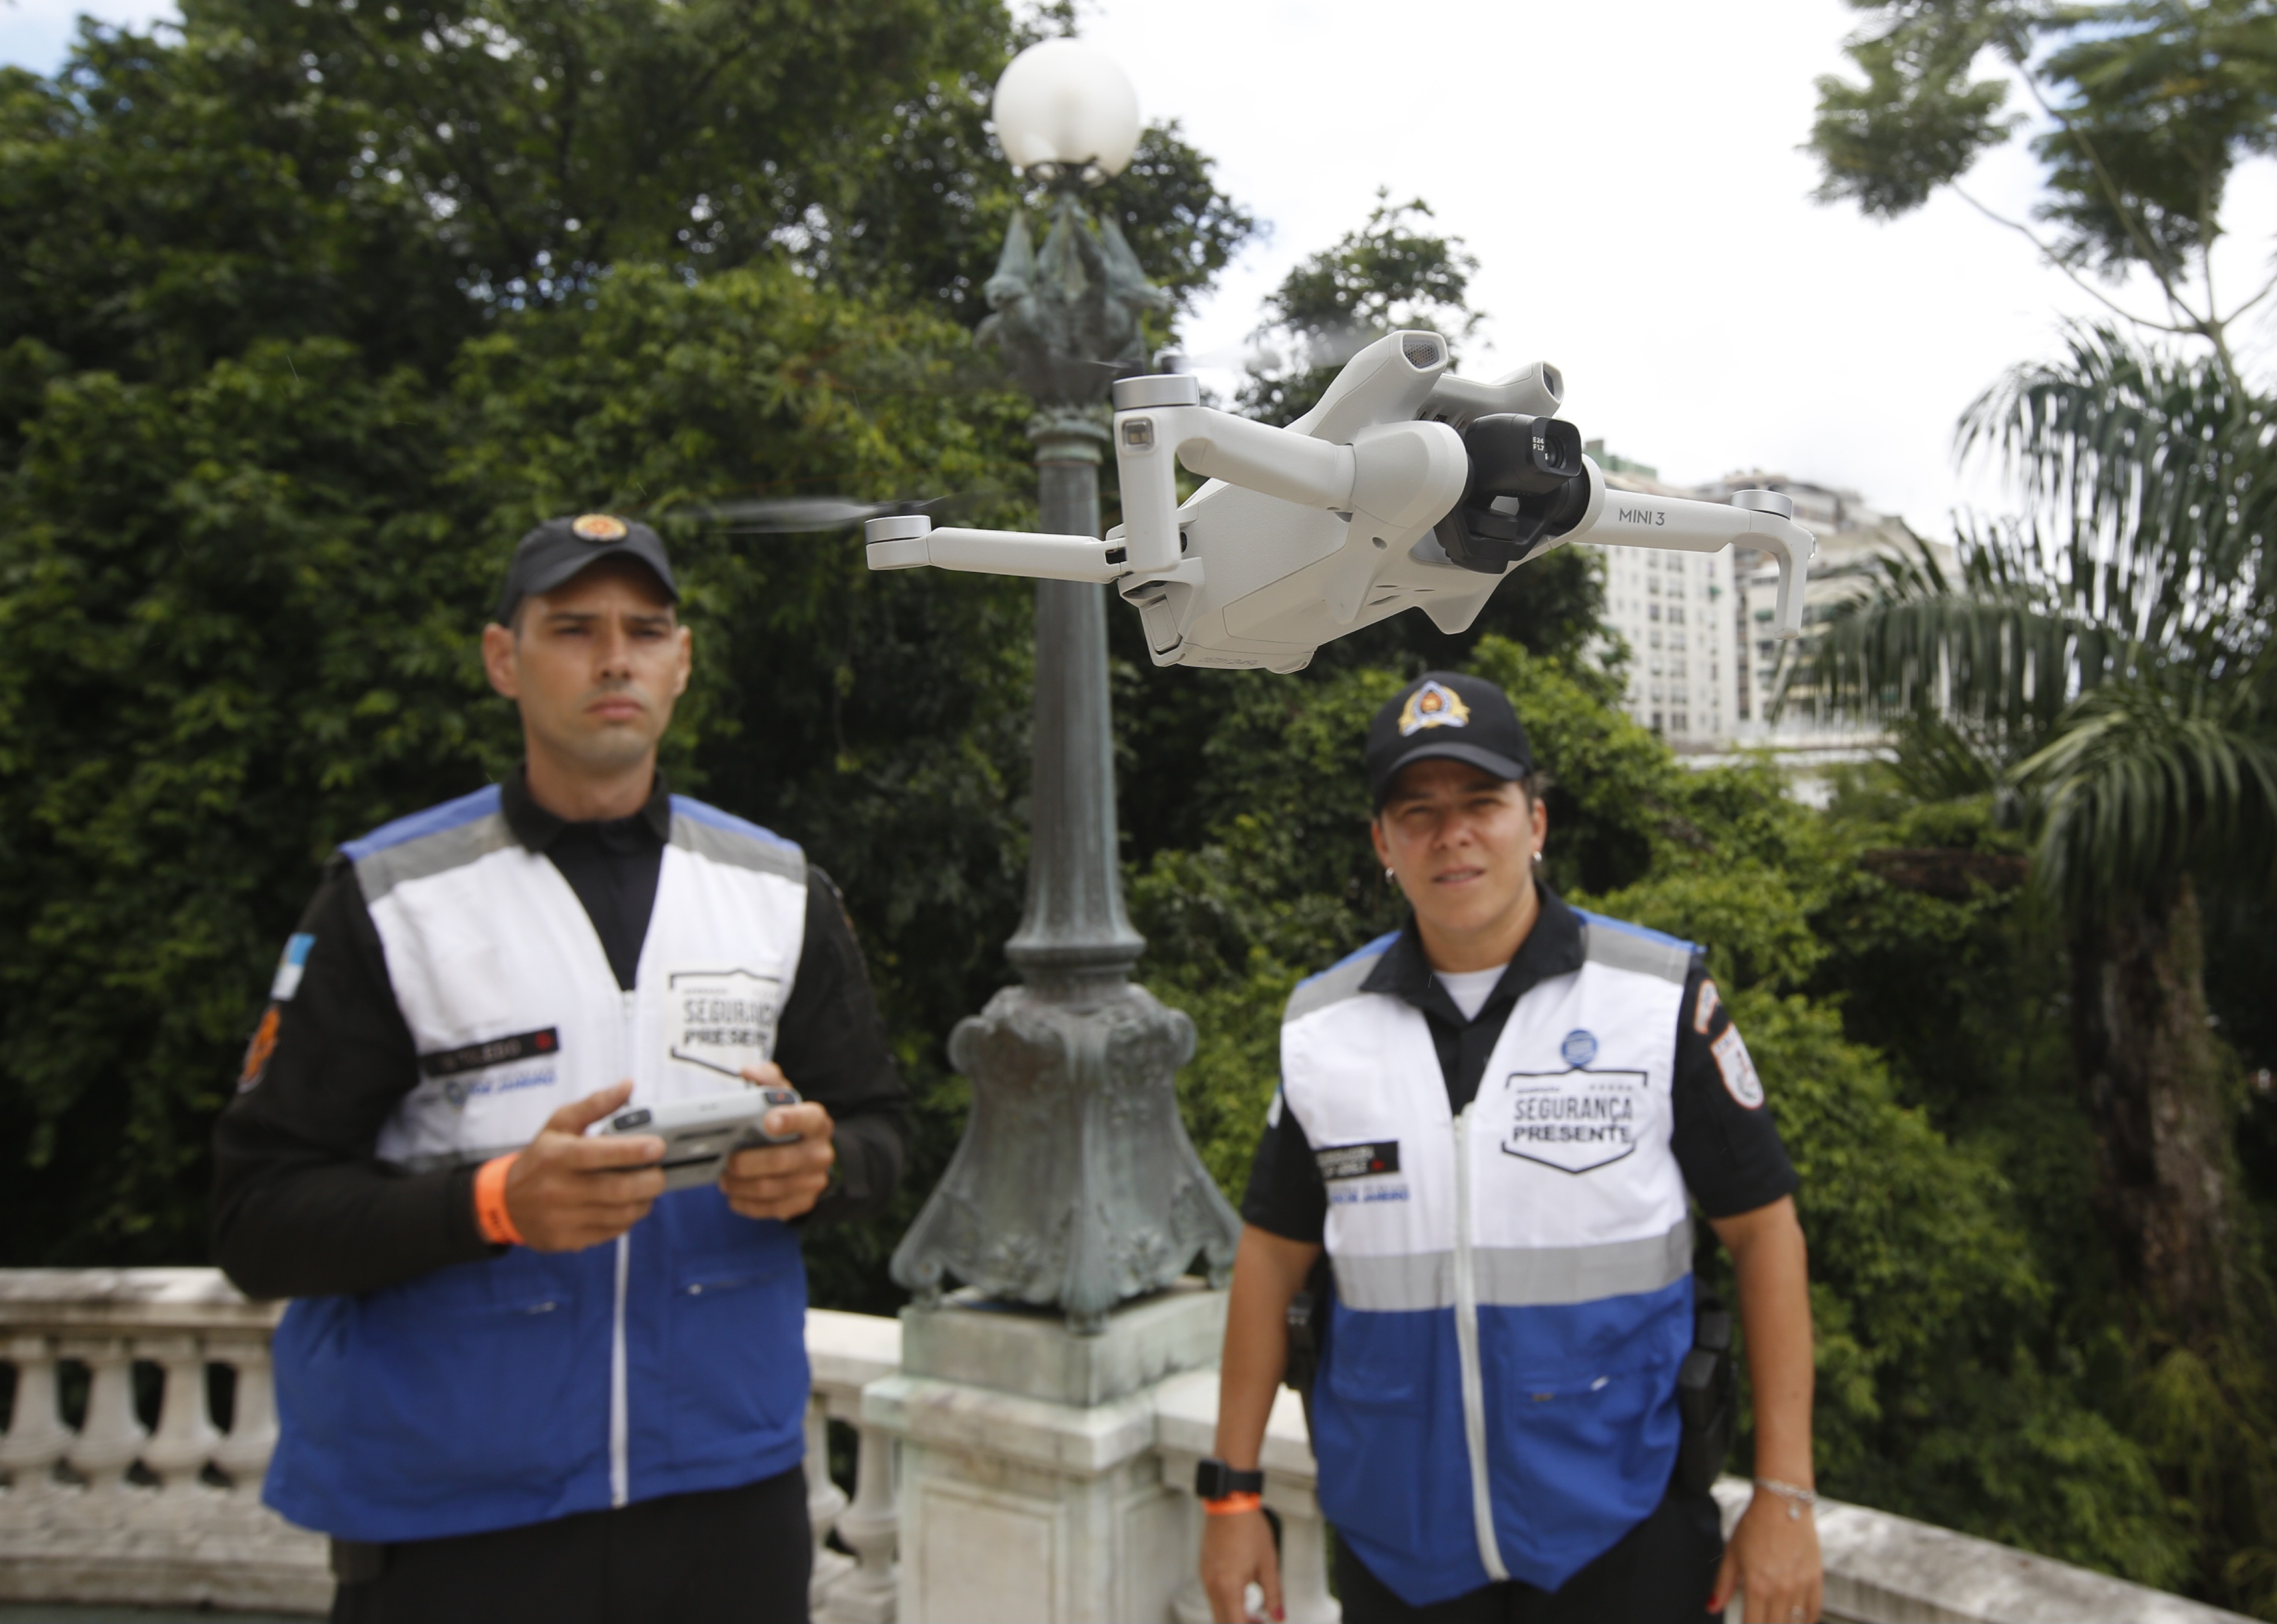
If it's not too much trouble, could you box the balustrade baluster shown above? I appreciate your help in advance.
[137,1334,219,1490]
[57,1336,147,1492]
[206,1335,279,1494]
[805,1394,853,1607]
[825,1419,897,1623]
[0,1333,75,1490]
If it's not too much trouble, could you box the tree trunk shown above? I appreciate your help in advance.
[2070,878,2243,1343]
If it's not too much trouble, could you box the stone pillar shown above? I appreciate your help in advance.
[866,1281,1225,1624]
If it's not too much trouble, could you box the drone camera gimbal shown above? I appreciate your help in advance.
[866,331,1815,674]
[1433,413,1595,574]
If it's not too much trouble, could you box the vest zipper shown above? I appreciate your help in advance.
[1452,1103,1509,1581]
[609,988,637,1508]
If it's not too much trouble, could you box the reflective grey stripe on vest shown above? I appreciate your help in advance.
[670,816,806,883]
[1284,943,1391,1024]
[1580,921,1692,984]
[1332,1217,1692,1311]
[353,812,519,904]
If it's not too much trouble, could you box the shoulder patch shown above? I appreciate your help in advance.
[346,787,517,903]
[1711,1024,1765,1108]
[1693,978,1721,1035]
[1284,932,1398,1024]
[1576,910,1695,985]
[239,1006,281,1092]
[270,934,315,1002]
[669,797,805,884]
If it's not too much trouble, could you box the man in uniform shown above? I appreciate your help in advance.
[1197,672,1821,1624]
[213,515,908,1624]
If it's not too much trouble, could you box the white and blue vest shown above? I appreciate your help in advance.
[1280,912,1697,1605]
[265,785,813,1544]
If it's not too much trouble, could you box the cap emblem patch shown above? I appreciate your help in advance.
[572,513,630,542]
[1398,679,1472,736]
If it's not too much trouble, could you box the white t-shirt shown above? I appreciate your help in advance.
[1435,963,1509,1023]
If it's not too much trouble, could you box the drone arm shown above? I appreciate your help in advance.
[1565,482,1815,639]
[865,516,1127,584]
[1420,361,1564,429]
[1114,380,1359,574]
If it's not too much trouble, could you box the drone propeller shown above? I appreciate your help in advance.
[1157,324,1386,379]
[672,495,954,535]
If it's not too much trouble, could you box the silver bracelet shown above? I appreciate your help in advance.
[1752,1477,1818,1520]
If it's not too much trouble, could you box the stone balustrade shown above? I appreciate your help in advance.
[0,1269,2258,1624]
[0,1269,322,1614]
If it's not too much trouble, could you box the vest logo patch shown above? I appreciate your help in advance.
[421,1028,560,1078]
[1560,1028,1598,1067]
[1498,1069,1646,1174]
[1315,1140,1401,1181]
[670,969,781,1077]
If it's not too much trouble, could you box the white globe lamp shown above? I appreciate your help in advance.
[991,38,1142,184]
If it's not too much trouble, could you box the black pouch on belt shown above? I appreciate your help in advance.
[1675,1292,1736,1496]
[1282,1252,1335,1432]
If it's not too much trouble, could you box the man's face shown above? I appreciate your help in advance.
[481,559,691,777]
[1370,759,1546,937]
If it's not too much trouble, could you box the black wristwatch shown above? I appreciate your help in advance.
[1195,1458,1265,1500]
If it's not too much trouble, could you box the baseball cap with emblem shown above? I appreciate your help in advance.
[495,513,679,624]
[1365,670,1535,808]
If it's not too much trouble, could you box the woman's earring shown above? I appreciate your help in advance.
[1383,865,1396,883]
[1532,850,1544,864]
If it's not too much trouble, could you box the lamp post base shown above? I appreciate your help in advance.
[889,982,1240,1335]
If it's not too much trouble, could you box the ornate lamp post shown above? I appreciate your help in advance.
[889,40,1240,1334]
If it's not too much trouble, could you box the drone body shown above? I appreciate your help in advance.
[866,331,1816,673]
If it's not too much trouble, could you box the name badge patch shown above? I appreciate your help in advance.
[670,969,781,1077]
[421,1028,560,1079]
[1315,1140,1402,1182]
[1497,1068,1647,1174]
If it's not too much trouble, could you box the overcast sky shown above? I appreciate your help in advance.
[8,0,2275,535]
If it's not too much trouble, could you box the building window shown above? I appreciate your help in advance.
[1649,605,1661,622]
[1673,712,1690,733]
[1669,608,1686,626]
[1651,711,1664,733]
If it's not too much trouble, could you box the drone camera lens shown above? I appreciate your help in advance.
[1533,418,1584,478]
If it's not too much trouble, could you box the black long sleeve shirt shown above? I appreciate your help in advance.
[212,770,910,1300]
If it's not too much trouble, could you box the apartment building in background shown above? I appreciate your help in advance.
[1579,443,1952,797]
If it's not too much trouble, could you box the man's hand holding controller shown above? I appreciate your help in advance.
[472,1065,838,1249]
[719,1060,837,1221]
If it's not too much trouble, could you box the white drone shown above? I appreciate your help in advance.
[863,331,1815,674]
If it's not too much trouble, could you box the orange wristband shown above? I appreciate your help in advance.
[474,1153,523,1246]
[1201,1492,1262,1516]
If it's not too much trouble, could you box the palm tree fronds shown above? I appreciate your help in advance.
[2015,682,2277,919]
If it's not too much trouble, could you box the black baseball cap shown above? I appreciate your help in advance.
[1366,670,1535,807]
[495,513,679,624]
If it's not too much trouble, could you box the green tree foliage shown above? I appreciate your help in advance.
[1808,0,2277,379]
[1792,327,2277,1612]
[0,0,1257,1277]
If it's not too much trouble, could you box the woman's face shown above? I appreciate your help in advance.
[1369,759,1546,943]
